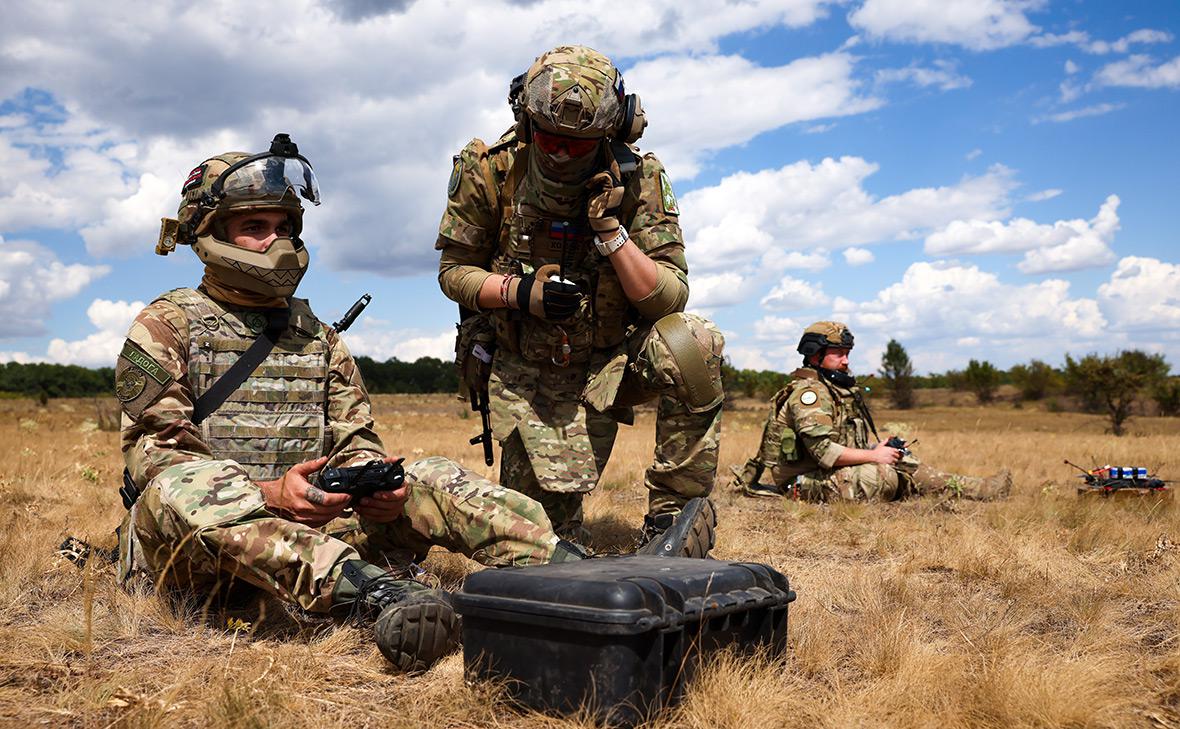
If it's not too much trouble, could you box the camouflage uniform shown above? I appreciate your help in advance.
[731,367,1007,502]
[437,127,724,538]
[116,285,560,613]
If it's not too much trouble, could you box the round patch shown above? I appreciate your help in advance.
[800,390,818,406]
[244,312,267,333]
[115,368,147,402]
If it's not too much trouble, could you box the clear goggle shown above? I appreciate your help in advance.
[214,155,321,206]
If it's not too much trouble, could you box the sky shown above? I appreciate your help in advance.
[1,0,1178,376]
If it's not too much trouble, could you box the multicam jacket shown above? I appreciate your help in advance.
[116,286,384,488]
[435,129,689,366]
[763,368,874,479]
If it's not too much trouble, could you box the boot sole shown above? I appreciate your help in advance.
[374,594,461,673]
[637,497,718,559]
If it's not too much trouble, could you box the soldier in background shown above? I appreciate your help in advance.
[115,135,589,673]
[730,321,1012,502]
[436,46,724,550]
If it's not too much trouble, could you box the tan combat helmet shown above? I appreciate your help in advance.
[797,321,855,358]
[156,133,319,298]
[519,45,646,143]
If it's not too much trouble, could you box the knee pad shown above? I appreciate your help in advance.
[650,313,725,412]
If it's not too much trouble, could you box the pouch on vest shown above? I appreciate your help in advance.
[455,311,496,397]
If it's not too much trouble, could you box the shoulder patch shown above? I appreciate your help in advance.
[120,342,171,386]
[115,341,174,420]
[448,154,462,198]
[658,170,679,215]
[800,390,818,406]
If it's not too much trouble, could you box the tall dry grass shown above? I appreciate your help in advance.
[1,394,1178,727]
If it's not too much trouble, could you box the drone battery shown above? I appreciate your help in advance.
[454,556,795,727]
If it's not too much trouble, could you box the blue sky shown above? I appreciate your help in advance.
[1,0,1178,375]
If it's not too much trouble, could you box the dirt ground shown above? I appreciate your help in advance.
[1,394,1178,728]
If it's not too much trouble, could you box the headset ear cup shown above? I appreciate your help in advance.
[619,94,646,144]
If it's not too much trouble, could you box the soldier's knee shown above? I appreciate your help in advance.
[404,455,466,488]
[645,313,725,412]
[143,461,264,529]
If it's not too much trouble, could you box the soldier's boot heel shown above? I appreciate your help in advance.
[636,497,717,559]
[374,590,461,673]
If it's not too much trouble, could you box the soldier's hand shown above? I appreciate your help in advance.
[586,171,624,234]
[510,269,582,320]
[355,455,410,523]
[258,456,350,527]
[869,441,903,465]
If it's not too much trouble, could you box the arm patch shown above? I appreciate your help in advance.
[115,341,174,419]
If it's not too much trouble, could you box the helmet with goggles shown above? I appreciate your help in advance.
[156,133,320,298]
[797,321,855,359]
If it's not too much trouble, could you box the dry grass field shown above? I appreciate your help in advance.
[2,393,1180,728]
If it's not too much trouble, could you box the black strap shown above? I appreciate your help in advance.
[193,308,289,425]
[852,389,880,443]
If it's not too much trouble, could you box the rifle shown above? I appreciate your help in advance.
[469,384,495,467]
[456,306,496,467]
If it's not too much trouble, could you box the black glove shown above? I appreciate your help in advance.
[514,270,582,321]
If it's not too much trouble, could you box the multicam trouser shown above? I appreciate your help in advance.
[119,456,559,613]
[493,315,724,539]
[794,456,919,502]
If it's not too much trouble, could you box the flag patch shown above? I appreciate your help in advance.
[182,164,207,193]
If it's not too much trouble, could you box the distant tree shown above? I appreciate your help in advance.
[963,359,1000,404]
[1008,359,1060,401]
[1064,350,1170,435]
[1155,377,1180,417]
[879,339,915,409]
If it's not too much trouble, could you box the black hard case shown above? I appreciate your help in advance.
[454,555,796,726]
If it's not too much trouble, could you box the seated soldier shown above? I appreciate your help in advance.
[729,321,1011,502]
[117,134,709,673]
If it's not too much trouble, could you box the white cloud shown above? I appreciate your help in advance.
[763,250,832,271]
[725,345,776,371]
[1098,257,1180,331]
[761,275,830,310]
[832,260,1107,362]
[681,157,1014,279]
[1064,59,1079,75]
[875,60,972,90]
[1025,188,1062,202]
[341,324,453,362]
[630,52,882,178]
[1094,54,1180,89]
[965,148,982,161]
[804,123,837,134]
[849,0,1041,51]
[1033,28,1173,55]
[689,273,749,309]
[924,194,1119,273]
[755,315,805,342]
[1058,79,1083,103]
[46,299,144,367]
[843,247,875,266]
[1034,102,1126,124]
[0,237,110,337]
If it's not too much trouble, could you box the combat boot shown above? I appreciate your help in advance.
[910,464,1012,501]
[730,461,782,498]
[330,560,460,673]
[636,497,717,559]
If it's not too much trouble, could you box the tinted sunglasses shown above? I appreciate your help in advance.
[532,129,600,158]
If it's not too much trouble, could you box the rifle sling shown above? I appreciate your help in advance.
[121,307,290,509]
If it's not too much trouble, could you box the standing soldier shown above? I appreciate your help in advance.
[116,134,590,673]
[730,321,1011,502]
[436,46,724,550]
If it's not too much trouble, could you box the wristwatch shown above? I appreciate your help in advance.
[594,226,629,257]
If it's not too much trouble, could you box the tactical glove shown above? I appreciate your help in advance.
[509,264,582,321]
[586,171,625,235]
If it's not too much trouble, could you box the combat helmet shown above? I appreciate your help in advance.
[797,321,855,358]
[156,133,320,298]
[515,45,646,143]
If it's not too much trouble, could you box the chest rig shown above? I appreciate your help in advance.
[162,288,331,481]
[818,379,872,450]
[487,144,638,367]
